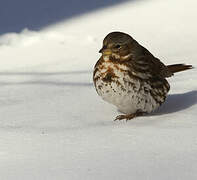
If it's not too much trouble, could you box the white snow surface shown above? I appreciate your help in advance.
[0,0,197,179]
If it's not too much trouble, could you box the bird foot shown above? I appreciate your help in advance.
[114,111,145,121]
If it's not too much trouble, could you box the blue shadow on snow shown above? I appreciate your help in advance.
[0,0,133,35]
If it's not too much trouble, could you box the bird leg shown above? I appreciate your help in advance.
[114,111,146,121]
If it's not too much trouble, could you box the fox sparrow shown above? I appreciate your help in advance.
[93,32,193,121]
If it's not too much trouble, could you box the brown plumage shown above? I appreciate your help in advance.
[167,64,193,74]
[93,31,193,121]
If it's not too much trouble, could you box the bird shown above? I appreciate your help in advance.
[93,31,193,121]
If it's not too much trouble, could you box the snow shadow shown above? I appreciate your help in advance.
[154,90,197,115]
[0,0,135,35]
[0,70,93,87]
[0,70,91,76]
[0,81,92,87]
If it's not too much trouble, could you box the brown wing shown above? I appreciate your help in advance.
[133,45,193,78]
[129,55,173,79]
[130,45,173,79]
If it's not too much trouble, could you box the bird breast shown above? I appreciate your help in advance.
[93,59,159,114]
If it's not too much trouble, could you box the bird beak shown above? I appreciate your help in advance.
[99,46,112,55]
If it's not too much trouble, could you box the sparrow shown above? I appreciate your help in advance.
[93,31,193,121]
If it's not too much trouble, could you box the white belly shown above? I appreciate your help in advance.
[95,72,160,114]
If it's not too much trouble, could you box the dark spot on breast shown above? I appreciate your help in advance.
[93,76,100,82]
[121,86,126,92]
[133,86,137,91]
[102,67,118,83]
[102,72,113,82]
[98,85,102,90]
[144,87,149,93]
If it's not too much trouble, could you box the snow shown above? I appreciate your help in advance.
[0,0,197,179]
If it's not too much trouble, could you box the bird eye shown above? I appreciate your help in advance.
[114,44,121,49]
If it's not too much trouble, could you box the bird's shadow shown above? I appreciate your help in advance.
[152,90,197,115]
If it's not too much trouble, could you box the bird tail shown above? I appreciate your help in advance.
[167,64,193,74]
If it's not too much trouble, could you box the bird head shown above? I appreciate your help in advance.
[99,31,136,61]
